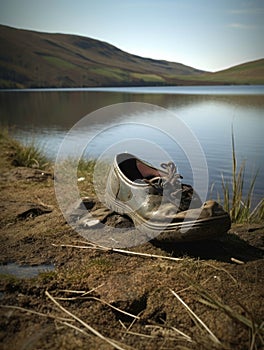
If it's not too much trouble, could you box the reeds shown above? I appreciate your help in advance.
[221,129,263,223]
[0,128,49,169]
[77,158,96,177]
[11,140,50,169]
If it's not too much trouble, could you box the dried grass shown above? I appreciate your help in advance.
[52,241,184,262]
[221,129,263,223]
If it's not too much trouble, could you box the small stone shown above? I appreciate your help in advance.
[77,177,85,182]
[81,218,100,228]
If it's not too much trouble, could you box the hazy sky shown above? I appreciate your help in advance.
[0,0,263,72]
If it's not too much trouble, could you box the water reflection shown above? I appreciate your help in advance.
[0,263,54,278]
[1,90,264,129]
[0,86,263,203]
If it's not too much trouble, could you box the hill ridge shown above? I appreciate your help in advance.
[0,24,263,88]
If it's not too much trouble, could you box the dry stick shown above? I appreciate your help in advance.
[146,325,192,343]
[87,296,140,320]
[121,310,145,340]
[45,290,132,350]
[126,311,143,332]
[119,319,127,331]
[57,289,87,294]
[54,295,140,320]
[171,326,193,342]
[170,289,221,345]
[0,304,72,322]
[52,242,184,262]
[60,321,130,350]
[230,257,245,265]
[56,283,104,298]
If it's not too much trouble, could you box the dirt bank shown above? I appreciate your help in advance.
[0,137,263,350]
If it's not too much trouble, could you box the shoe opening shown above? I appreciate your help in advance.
[116,153,163,182]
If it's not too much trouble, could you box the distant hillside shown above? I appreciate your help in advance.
[198,59,264,85]
[0,25,206,88]
[0,25,263,88]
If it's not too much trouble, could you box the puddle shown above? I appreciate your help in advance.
[0,263,55,278]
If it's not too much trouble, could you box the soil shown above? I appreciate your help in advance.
[0,138,263,350]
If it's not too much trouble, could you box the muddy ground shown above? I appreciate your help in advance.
[0,138,263,350]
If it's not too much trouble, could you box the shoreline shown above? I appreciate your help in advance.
[1,84,264,92]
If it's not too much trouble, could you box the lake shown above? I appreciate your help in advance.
[0,85,263,205]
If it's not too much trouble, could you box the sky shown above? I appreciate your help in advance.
[0,0,263,72]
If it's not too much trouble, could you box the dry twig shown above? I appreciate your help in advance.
[0,304,71,322]
[170,289,221,346]
[52,241,184,262]
[54,294,140,320]
[45,290,134,350]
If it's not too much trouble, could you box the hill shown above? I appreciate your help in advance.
[0,25,263,88]
[0,25,205,88]
[197,59,264,85]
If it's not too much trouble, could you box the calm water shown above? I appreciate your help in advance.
[0,263,54,278]
[0,85,263,203]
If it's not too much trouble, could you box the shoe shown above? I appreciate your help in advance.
[105,153,231,241]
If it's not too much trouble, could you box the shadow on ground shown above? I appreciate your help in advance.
[151,231,264,263]
[72,198,264,263]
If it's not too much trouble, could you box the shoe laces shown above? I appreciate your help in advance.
[144,161,185,202]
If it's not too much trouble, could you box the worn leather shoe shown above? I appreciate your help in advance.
[105,153,231,241]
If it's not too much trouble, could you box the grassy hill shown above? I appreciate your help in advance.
[0,25,263,88]
[194,59,264,85]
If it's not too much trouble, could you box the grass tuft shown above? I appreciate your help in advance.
[221,129,263,223]
[77,158,96,177]
[184,276,264,350]
[11,140,50,169]
[0,128,50,170]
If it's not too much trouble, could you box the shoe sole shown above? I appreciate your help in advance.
[104,193,231,242]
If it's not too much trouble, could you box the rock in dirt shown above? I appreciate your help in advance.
[17,203,52,220]
[67,197,134,229]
